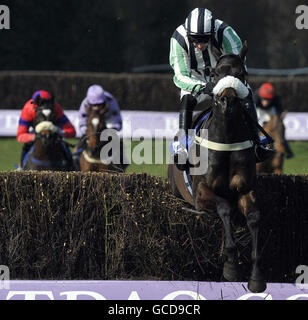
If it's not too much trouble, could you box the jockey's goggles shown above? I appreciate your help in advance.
[33,100,54,109]
[187,34,211,43]
[89,102,106,108]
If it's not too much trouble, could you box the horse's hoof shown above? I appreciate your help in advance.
[223,261,238,282]
[248,278,267,293]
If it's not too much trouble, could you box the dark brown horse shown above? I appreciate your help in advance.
[168,42,266,293]
[22,105,73,171]
[79,105,125,172]
[256,112,288,174]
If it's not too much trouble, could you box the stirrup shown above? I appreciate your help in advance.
[173,147,190,171]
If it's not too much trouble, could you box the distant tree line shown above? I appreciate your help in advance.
[0,0,307,72]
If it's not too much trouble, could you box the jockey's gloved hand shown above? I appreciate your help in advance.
[200,82,215,96]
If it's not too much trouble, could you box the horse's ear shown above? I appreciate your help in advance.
[239,41,248,60]
[281,111,288,120]
[85,105,91,115]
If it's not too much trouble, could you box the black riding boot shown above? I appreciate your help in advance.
[244,91,276,163]
[174,94,197,171]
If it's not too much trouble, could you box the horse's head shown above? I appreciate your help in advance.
[85,104,109,150]
[210,42,249,117]
[33,94,57,126]
[212,41,248,83]
[34,121,60,148]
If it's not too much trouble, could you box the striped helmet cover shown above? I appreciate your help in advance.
[184,8,213,35]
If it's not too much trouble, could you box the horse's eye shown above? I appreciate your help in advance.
[217,65,231,75]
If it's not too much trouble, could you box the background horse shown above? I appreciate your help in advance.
[256,112,288,174]
[79,105,125,172]
[22,105,73,171]
[168,42,266,293]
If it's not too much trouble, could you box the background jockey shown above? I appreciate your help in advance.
[17,90,76,167]
[169,7,274,170]
[73,84,125,169]
[254,82,294,158]
[254,82,283,117]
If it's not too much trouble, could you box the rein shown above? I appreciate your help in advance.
[241,106,274,144]
[81,131,105,143]
[35,131,76,149]
[82,131,105,154]
[82,129,115,164]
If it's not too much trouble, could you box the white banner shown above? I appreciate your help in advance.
[0,109,307,140]
[0,280,307,300]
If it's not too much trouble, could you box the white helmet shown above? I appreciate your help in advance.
[185,8,213,36]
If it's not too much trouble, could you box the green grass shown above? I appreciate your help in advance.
[283,141,308,174]
[1,138,308,177]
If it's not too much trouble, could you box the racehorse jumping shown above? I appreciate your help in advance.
[78,105,125,172]
[22,105,73,171]
[168,42,267,293]
[256,112,288,174]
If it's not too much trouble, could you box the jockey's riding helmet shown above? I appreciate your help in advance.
[259,83,275,100]
[86,84,106,106]
[32,90,54,106]
[185,8,213,43]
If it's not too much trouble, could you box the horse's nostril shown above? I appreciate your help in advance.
[220,96,228,108]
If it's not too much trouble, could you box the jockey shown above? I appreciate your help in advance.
[17,90,76,167]
[72,84,124,169]
[254,83,294,158]
[169,7,274,170]
[254,83,283,118]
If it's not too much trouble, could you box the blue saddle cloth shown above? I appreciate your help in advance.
[169,111,211,155]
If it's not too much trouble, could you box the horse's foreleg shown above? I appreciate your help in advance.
[216,196,238,282]
[195,182,238,280]
[238,191,266,293]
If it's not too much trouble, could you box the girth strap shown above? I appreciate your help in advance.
[195,136,253,151]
